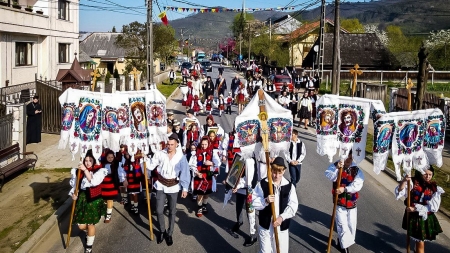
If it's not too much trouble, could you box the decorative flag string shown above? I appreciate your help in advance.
[163,6,296,13]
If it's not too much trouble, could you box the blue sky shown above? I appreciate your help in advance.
[79,0,363,32]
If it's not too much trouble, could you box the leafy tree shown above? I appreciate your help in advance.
[230,13,255,39]
[341,19,364,33]
[386,25,422,68]
[426,30,450,70]
[115,22,178,76]
[364,24,388,46]
[112,26,117,32]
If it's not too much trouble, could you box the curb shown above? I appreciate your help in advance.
[365,156,450,220]
[15,197,73,253]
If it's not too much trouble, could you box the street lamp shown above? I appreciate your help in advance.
[313,45,319,72]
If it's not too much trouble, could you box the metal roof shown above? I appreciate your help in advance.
[79,32,126,58]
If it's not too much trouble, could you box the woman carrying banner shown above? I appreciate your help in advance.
[69,150,108,253]
[201,115,217,139]
[395,166,444,253]
[100,149,121,223]
[183,123,201,154]
[297,92,312,129]
[252,157,298,253]
[193,137,220,217]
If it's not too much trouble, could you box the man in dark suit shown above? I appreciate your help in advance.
[215,74,227,97]
[230,75,240,98]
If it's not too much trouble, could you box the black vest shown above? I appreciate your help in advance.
[289,141,303,161]
[266,84,274,91]
[259,179,292,231]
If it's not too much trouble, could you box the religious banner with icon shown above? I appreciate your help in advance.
[235,89,292,159]
[73,96,103,160]
[373,108,444,180]
[315,94,385,164]
[58,88,167,161]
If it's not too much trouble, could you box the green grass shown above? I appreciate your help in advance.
[156,72,183,98]
[365,132,450,212]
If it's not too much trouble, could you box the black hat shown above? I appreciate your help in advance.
[271,157,286,167]
[187,109,194,114]
[168,133,180,143]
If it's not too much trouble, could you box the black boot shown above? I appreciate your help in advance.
[232,222,243,233]
[157,231,167,244]
[243,235,257,247]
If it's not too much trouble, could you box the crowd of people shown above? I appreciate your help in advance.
[68,64,444,253]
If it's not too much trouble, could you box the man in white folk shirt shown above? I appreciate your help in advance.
[278,90,290,110]
[284,129,306,188]
[253,157,298,253]
[146,133,191,246]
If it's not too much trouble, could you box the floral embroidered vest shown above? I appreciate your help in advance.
[332,163,359,209]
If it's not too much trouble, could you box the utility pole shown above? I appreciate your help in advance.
[248,22,251,62]
[318,0,326,83]
[146,0,153,89]
[269,18,272,62]
[331,0,341,95]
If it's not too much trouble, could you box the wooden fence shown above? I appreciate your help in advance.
[394,88,441,111]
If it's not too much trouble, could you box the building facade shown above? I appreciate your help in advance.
[0,0,79,87]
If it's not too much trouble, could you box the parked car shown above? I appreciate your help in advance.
[273,75,293,93]
[180,62,193,71]
[201,61,212,72]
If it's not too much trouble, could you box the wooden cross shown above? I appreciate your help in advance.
[141,143,147,152]
[130,67,141,91]
[71,142,77,151]
[95,145,101,153]
[90,68,101,91]
[82,144,88,153]
[130,143,136,152]
[406,78,414,111]
[350,64,363,97]
[356,147,362,156]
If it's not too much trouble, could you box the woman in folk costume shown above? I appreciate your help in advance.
[192,75,203,98]
[297,92,312,129]
[69,150,107,253]
[264,80,276,99]
[395,166,444,253]
[192,137,220,217]
[223,124,240,173]
[190,95,203,116]
[236,82,249,115]
[217,94,226,117]
[119,147,145,214]
[183,123,201,154]
[308,89,318,127]
[187,142,198,197]
[289,88,299,124]
[182,80,194,108]
[100,149,121,223]
[278,90,290,110]
[202,115,217,139]
[204,95,215,115]
[252,157,298,253]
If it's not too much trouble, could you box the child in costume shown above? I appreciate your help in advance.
[100,149,121,223]
[217,94,225,117]
[252,157,298,253]
[204,95,214,115]
[191,95,202,116]
[226,92,233,115]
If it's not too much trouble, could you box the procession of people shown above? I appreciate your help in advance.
[64,63,446,253]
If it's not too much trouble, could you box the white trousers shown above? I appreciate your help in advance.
[335,206,357,249]
[258,225,289,253]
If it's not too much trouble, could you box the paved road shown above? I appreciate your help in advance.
[32,63,450,253]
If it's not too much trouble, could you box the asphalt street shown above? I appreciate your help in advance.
[33,63,450,253]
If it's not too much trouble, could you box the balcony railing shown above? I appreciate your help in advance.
[0,1,46,15]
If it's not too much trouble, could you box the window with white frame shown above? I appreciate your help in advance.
[15,42,33,66]
[58,0,69,20]
[58,43,70,63]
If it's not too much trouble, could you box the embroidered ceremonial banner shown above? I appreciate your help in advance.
[145,89,168,145]
[374,108,444,180]
[101,93,126,152]
[127,95,148,158]
[235,89,292,159]
[73,96,103,160]
[316,95,384,164]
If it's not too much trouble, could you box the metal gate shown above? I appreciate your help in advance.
[0,113,13,150]
[35,80,63,134]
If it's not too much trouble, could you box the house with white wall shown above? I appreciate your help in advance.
[0,0,79,88]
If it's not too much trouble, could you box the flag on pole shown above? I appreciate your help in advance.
[158,11,168,25]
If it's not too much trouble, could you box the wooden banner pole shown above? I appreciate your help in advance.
[405,78,414,253]
[257,89,280,253]
[142,158,154,241]
[326,163,344,253]
[66,166,82,248]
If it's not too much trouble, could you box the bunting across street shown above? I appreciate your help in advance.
[163,6,296,13]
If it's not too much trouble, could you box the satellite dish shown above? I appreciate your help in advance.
[313,45,319,52]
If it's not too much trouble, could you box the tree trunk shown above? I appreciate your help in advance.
[414,44,429,110]
[331,0,341,95]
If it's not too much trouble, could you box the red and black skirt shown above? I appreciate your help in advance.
[101,174,119,200]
